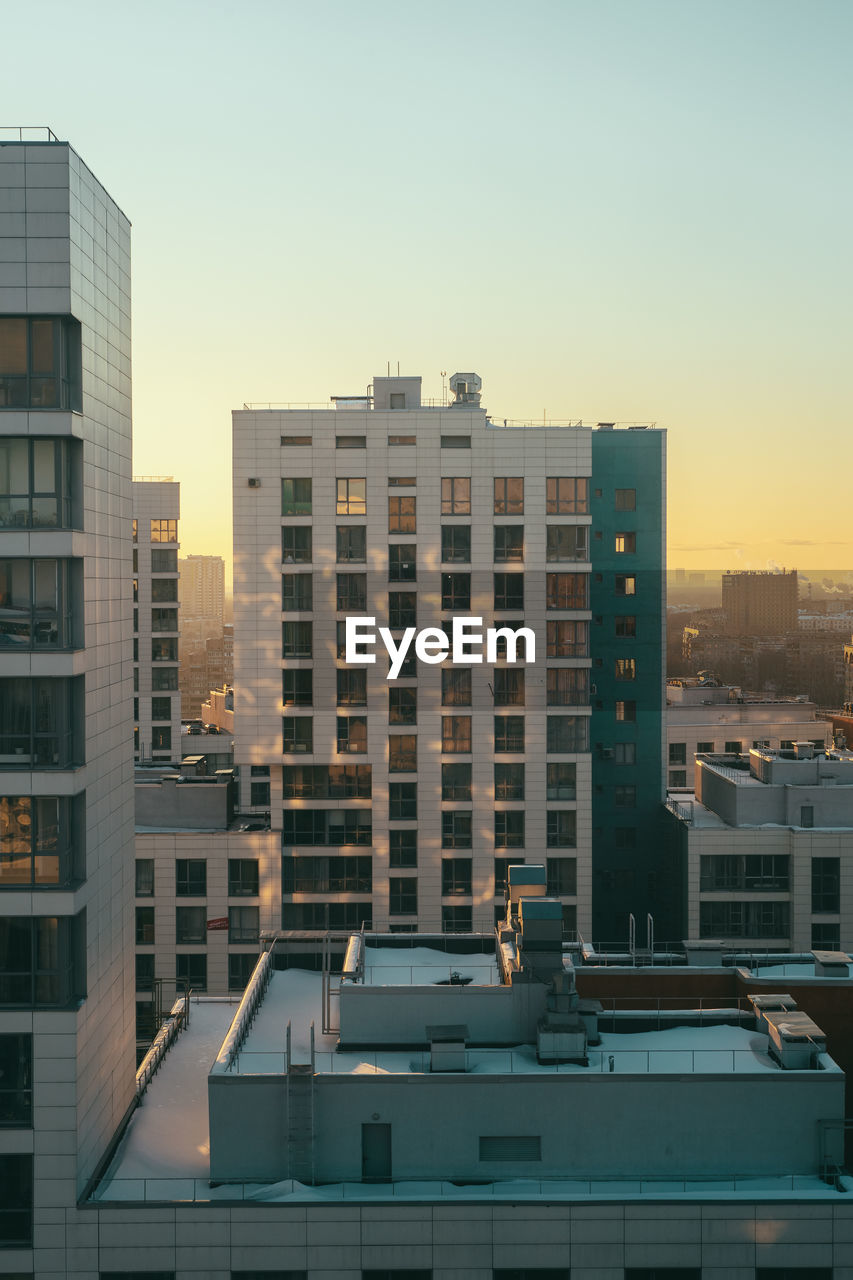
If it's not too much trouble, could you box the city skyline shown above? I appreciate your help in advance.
[4,0,852,587]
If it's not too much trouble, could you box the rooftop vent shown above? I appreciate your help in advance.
[449,371,481,407]
[427,1023,468,1072]
[794,741,816,759]
[764,1010,826,1069]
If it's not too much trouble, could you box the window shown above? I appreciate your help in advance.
[546,524,588,561]
[228,954,257,992]
[282,434,311,446]
[700,901,790,939]
[669,743,687,765]
[615,531,637,553]
[389,392,406,409]
[250,781,270,806]
[615,657,636,681]
[0,677,83,768]
[486,761,524,803]
[492,524,524,563]
[547,716,590,752]
[625,1271,701,1280]
[336,477,366,516]
[282,574,313,610]
[441,572,471,611]
[229,906,259,944]
[283,856,371,895]
[389,734,416,771]
[389,781,417,819]
[494,715,524,752]
[442,858,472,896]
[812,857,840,913]
[441,525,470,563]
[614,827,637,849]
[151,548,177,572]
[151,667,177,690]
[546,668,589,706]
[442,762,472,801]
[697,740,714,753]
[336,434,366,448]
[337,573,366,612]
[390,830,417,867]
[443,904,473,932]
[546,573,588,610]
[388,591,416,629]
[388,544,416,580]
[389,877,418,915]
[151,636,178,662]
[724,739,743,754]
[547,858,577,896]
[282,526,312,563]
[282,621,312,657]
[282,810,372,847]
[494,572,524,611]
[150,519,178,543]
[442,716,472,753]
[441,434,470,448]
[615,574,636,595]
[0,1152,32,1244]
[0,558,78,649]
[389,687,417,725]
[283,717,313,753]
[151,577,178,603]
[151,607,178,636]
[495,810,525,848]
[700,855,789,892]
[388,476,416,487]
[547,811,577,847]
[151,697,171,720]
[494,669,525,706]
[442,668,472,706]
[0,313,82,412]
[337,716,367,754]
[0,436,80,530]
[0,915,85,1006]
[546,762,576,800]
[615,488,636,510]
[669,770,687,788]
[336,525,366,562]
[135,858,154,897]
[283,670,313,706]
[282,902,372,930]
[176,860,207,897]
[228,860,259,896]
[283,765,371,799]
[615,700,637,722]
[546,619,588,657]
[281,478,312,515]
[0,1034,32,1127]
[389,434,416,445]
[176,953,207,992]
[337,669,366,707]
[493,477,524,515]
[389,495,416,532]
[812,924,841,951]
[547,476,588,514]
[442,812,472,848]
[135,906,155,945]
[0,794,82,888]
[441,476,470,515]
[615,615,637,638]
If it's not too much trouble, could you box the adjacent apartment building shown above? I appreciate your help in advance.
[132,477,181,764]
[233,374,666,945]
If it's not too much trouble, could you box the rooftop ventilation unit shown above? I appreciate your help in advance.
[449,371,482,407]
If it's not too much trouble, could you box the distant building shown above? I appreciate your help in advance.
[132,479,181,763]
[722,568,798,635]
[179,552,224,625]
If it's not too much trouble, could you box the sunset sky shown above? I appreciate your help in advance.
[5,0,852,587]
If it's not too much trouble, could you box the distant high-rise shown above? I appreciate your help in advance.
[723,568,798,635]
[132,479,181,762]
[179,552,224,623]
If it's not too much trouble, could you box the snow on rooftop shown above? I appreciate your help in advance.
[361,942,500,986]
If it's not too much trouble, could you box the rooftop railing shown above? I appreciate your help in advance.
[0,126,59,142]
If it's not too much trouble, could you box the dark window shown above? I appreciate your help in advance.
[495,1269,569,1280]
[337,669,366,706]
[176,905,206,942]
[546,619,588,657]
[494,715,525,752]
[250,782,270,808]
[494,477,524,515]
[135,953,154,992]
[282,435,311,446]
[494,572,524,611]
[282,765,371,799]
[176,953,207,992]
[283,855,372,893]
[282,621,312,657]
[389,781,417,819]
[363,1272,431,1280]
[441,476,470,515]
[442,859,472,896]
[615,488,636,510]
[547,716,590,752]
[337,716,367,754]
[669,743,687,765]
[547,811,577,847]
[151,725,172,753]
[615,615,637,637]
[281,478,312,515]
[699,901,790,939]
[614,827,637,849]
[546,476,588,514]
[615,700,636,722]
[441,572,471,611]
[282,574,313,610]
[0,677,83,768]
[229,906,259,944]
[0,1152,32,1244]
[546,668,589,706]
[337,573,366,612]
[0,1034,32,1127]
[151,636,178,661]
[494,857,524,895]
[151,696,171,720]
[151,577,177,603]
[389,877,418,915]
[390,830,417,867]
[228,954,257,993]
[282,902,372,931]
[283,717,313,753]
[812,923,841,950]
[441,525,470,563]
[389,734,417,771]
[152,667,178,691]
[282,526,312,563]
[0,915,85,1006]
[151,547,177,571]
[442,905,472,932]
[440,434,470,448]
[547,857,577,895]
[337,525,367,562]
[812,858,840,913]
[389,495,416,533]
[442,762,472,801]
[0,436,81,531]
[547,762,576,800]
[0,316,81,411]
[387,650,416,678]
[389,591,416,629]
[442,716,471,753]
[724,740,743,754]
[546,573,588,609]
[135,858,154,897]
[614,784,636,807]
[625,1271,701,1280]
[442,812,472,848]
[495,811,525,848]
[615,574,636,596]
[283,670,313,706]
[494,669,525,706]
[389,687,417,724]
[700,855,789,892]
[388,435,416,446]
[546,524,588,561]
[282,811,372,847]
[0,794,82,888]
[0,557,79,649]
[228,860,259,896]
[388,544,416,581]
[494,525,524,562]
[336,434,366,448]
[494,762,525,801]
[442,667,471,706]
[135,907,155,945]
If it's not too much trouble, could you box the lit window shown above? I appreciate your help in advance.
[546,476,588,514]
[441,476,470,515]
[494,477,524,515]
[336,477,366,515]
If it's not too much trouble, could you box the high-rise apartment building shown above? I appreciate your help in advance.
[179,551,224,623]
[132,478,180,762]
[0,133,136,1251]
[722,567,798,634]
[234,373,667,942]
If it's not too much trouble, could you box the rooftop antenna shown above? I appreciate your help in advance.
[397,361,400,375]
[441,370,447,402]
[387,361,390,376]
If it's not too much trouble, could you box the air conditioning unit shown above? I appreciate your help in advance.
[590,684,597,695]
[601,747,614,759]
[248,477,261,488]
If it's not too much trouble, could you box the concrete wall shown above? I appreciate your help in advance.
[338,979,547,1046]
[135,776,233,829]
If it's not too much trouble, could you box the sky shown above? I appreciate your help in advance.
[4,0,852,586]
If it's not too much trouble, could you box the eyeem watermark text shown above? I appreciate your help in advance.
[345,616,535,679]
